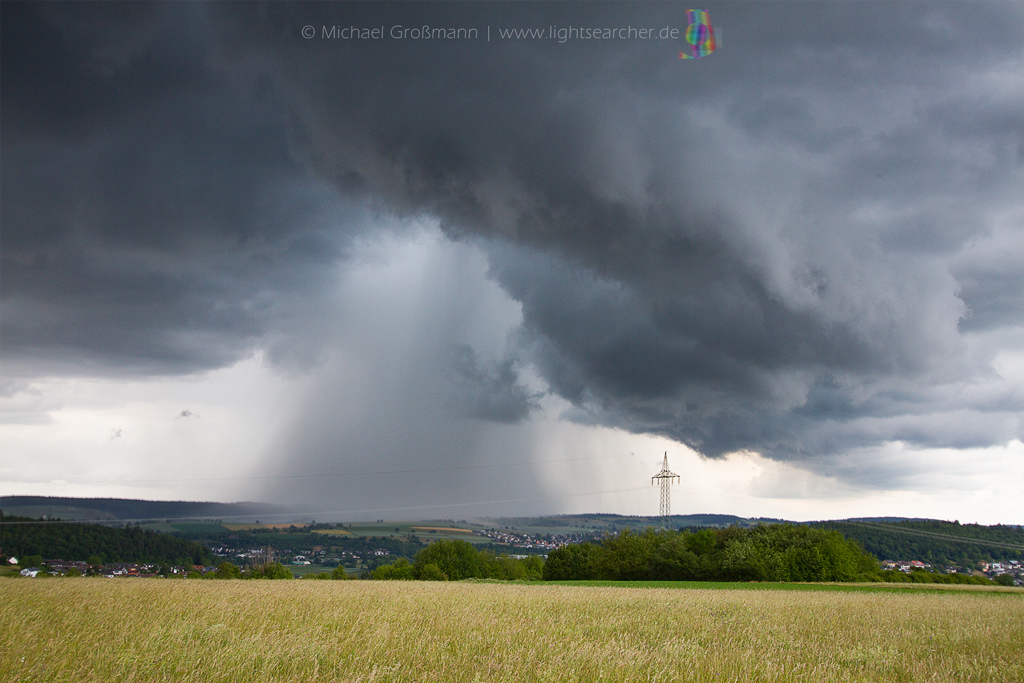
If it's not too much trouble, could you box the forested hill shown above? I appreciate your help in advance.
[0,516,212,565]
[810,519,1024,566]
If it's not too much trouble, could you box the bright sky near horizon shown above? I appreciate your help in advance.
[2,2,1023,524]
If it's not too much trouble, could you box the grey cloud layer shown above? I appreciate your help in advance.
[3,3,1022,472]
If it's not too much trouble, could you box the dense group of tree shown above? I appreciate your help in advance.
[371,540,544,581]
[811,520,1024,566]
[368,526,888,584]
[0,516,211,566]
[543,525,880,582]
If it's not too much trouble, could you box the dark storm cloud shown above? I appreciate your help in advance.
[3,2,1022,475]
[1,1,368,376]
[226,0,1022,460]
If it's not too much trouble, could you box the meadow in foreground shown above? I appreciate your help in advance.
[2,579,1022,682]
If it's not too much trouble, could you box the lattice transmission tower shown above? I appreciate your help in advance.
[651,452,680,528]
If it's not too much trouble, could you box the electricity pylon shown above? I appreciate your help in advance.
[651,452,680,529]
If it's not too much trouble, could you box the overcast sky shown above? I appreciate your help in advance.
[2,1,1022,524]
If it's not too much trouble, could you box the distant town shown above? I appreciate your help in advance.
[879,559,1021,583]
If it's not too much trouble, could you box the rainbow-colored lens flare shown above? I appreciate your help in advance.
[679,9,717,59]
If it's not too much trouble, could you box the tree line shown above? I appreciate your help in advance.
[0,516,211,566]
[542,525,881,582]
[371,540,544,581]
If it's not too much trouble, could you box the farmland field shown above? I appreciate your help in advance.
[338,521,497,545]
[167,522,230,533]
[2,580,1022,682]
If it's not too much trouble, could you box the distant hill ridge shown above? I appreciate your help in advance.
[488,513,789,528]
[3,496,1011,529]
[0,496,284,522]
[809,519,1024,564]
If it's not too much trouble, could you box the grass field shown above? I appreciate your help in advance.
[285,565,335,578]
[3,580,1022,682]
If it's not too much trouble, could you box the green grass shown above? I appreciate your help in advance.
[286,565,334,578]
[3,579,1022,682]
